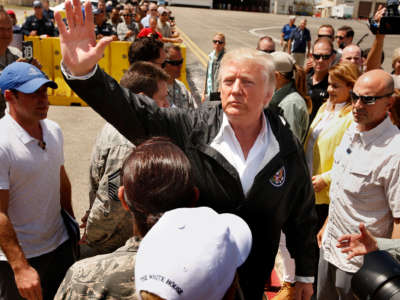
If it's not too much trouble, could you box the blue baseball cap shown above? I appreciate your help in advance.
[0,62,57,95]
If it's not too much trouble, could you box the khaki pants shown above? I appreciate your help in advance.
[282,40,288,52]
[292,52,306,68]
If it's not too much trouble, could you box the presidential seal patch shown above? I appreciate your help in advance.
[269,166,286,187]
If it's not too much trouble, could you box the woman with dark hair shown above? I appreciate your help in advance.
[55,137,198,299]
[304,62,360,234]
[120,136,197,235]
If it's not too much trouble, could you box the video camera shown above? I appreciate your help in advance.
[369,0,400,34]
[352,250,400,299]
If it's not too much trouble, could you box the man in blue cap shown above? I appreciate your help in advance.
[0,62,75,300]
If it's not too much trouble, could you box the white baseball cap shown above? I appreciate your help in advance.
[135,207,252,300]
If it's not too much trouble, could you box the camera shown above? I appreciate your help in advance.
[369,0,400,34]
[352,250,400,299]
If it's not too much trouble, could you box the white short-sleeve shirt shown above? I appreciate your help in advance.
[0,114,68,260]
[322,117,400,273]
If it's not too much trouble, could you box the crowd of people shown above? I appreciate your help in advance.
[0,1,400,300]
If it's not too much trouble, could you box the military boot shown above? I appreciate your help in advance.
[273,282,296,300]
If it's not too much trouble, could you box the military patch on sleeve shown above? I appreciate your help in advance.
[108,169,121,202]
[269,166,286,187]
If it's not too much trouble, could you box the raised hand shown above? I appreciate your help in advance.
[55,0,113,76]
[336,223,378,260]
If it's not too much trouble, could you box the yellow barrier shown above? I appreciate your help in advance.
[24,36,189,106]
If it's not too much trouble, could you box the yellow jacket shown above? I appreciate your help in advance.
[304,102,353,205]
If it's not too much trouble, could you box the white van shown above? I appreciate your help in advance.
[168,0,213,8]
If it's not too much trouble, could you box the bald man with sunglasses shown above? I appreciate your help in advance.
[316,69,400,300]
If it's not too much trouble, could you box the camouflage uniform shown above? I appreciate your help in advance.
[0,47,21,118]
[167,79,198,109]
[86,123,135,254]
[55,236,141,300]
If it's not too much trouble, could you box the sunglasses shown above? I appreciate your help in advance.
[318,34,333,39]
[312,53,332,60]
[165,59,183,66]
[259,49,275,54]
[123,14,133,17]
[350,91,393,105]
[213,40,224,45]
[335,36,345,40]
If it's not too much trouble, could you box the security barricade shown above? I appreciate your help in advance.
[24,36,188,106]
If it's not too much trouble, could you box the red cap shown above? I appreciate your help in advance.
[6,10,16,17]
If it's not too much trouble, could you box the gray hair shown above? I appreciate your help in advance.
[219,48,276,92]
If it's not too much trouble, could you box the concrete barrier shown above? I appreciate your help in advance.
[24,36,188,106]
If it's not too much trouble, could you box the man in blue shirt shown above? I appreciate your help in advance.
[288,18,311,68]
[281,16,296,52]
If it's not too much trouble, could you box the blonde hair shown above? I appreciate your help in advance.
[392,48,400,69]
[219,48,276,92]
[390,89,400,128]
[214,32,225,43]
[329,61,360,90]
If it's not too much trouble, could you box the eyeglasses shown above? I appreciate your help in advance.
[165,59,183,66]
[213,40,224,45]
[123,14,133,17]
[150,8,157,11]
[259,49,275,54]
[318,34,333,39]
[335,36,345,40]
[312,53,332,60]
[350,90,393,105]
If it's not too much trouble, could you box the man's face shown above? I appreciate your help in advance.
[213,35,225,52]
[299,20,306,30]
[34,5,43,18]
[341,46,363,67]
[149,3,158,16]
[160,12,168,23]
[335,30,352,49]
[220,59,273,124]
[257,39,275,54]
[42,0,49,10]
[0,16,13,48]
[312,42,334,73]
[94,11,105,26]
[152,80,169,108]
[318,27,334,41]
[352,75,393,131]
[149,18,157,30]
[164,48,182,80]
[98,1,106,11]
[151,48,166,68]
[122,10,132,24]
[111,9,120,23]
[9,85,49,122]
[140,4,148,13]
[289,18,295,26]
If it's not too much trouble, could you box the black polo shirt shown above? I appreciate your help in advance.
[21,15,56,36]
[95,21,117,37]
[307,70,329,123]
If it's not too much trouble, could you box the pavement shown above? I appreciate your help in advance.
[5,4,400,292]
